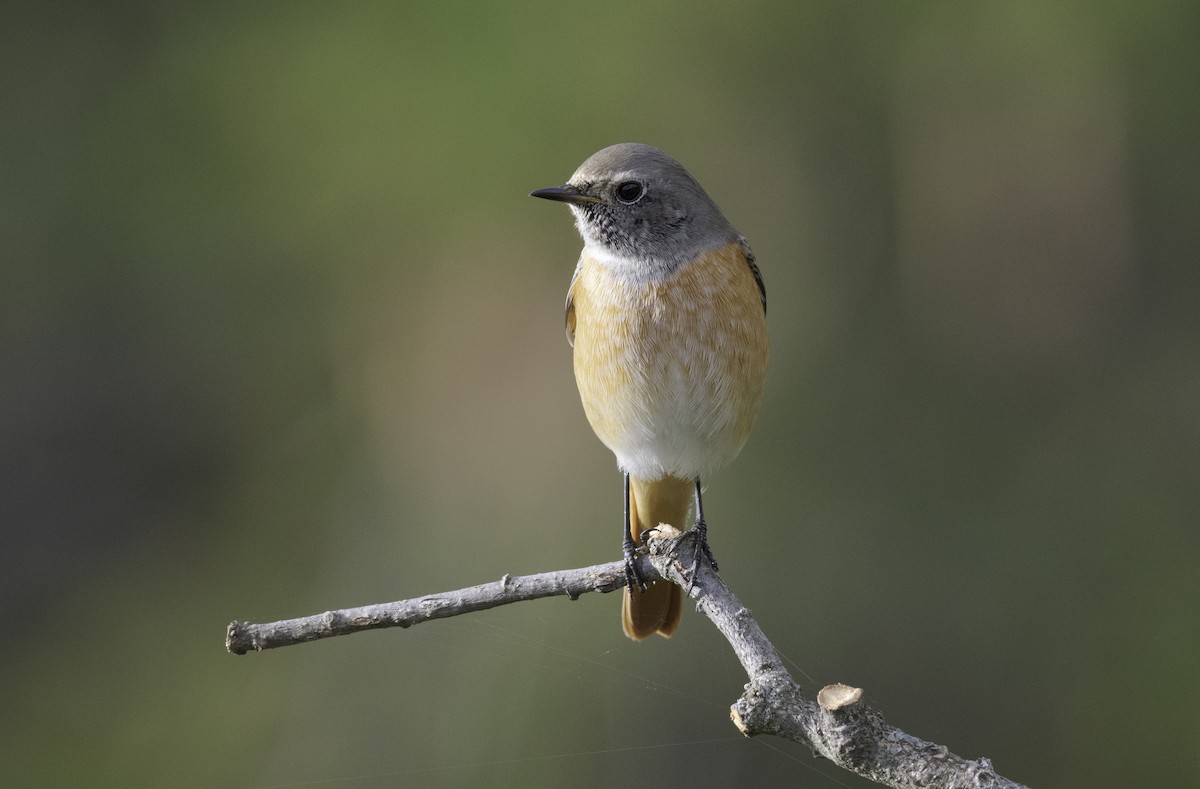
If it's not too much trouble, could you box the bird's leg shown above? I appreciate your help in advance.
[622,473,647,592]
[687,478,719,592]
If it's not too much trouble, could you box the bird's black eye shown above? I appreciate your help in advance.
[615,180,645,204]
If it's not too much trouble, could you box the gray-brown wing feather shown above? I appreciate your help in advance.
[564,258,582,347]
[738,236,767,314]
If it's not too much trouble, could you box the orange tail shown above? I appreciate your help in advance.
[622,475,691,640]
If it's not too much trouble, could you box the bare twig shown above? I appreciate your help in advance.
[227,528,1030,789]
[226,559,647,654]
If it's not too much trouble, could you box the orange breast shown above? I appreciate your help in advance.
[569,241,768,480]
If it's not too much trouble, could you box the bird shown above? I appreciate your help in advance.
[531,143,768,640]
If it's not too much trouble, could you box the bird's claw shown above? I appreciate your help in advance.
[624,555,647,593]
[685,519,718,594]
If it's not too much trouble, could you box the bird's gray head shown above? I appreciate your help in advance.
[531,143,737,273]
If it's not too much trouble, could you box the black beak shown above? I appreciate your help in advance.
[529,184,603,204]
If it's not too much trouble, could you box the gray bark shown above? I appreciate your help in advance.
[227,527,1030,789]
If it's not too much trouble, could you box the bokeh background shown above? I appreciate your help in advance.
[3,2,1197,787]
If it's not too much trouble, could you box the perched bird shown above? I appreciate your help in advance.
[532,143,768,639]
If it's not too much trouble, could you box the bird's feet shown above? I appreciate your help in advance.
[623,538,647,593]
[685,518,719,593]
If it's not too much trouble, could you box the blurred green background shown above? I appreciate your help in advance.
[3,1,1197,787]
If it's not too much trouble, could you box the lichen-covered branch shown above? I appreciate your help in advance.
[226,528,1030,789]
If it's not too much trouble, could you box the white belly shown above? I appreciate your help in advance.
[569,243,768,481]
